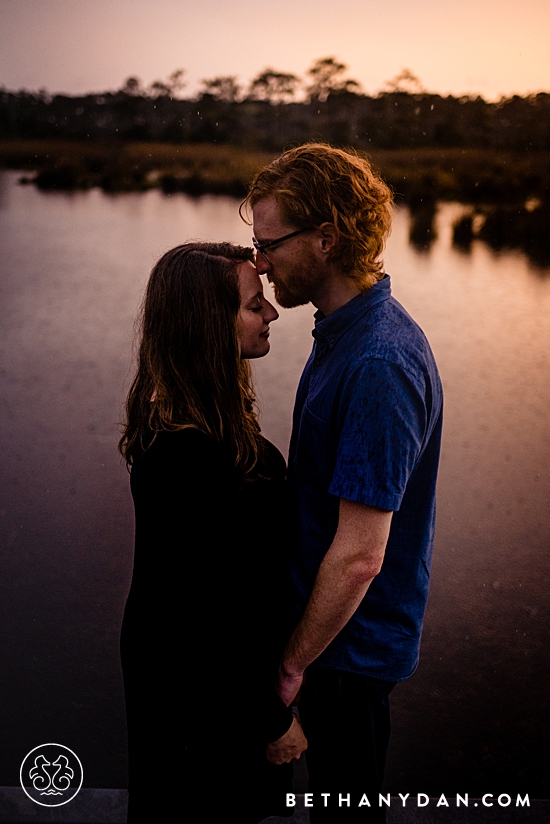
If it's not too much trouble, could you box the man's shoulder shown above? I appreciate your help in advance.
[345,295,438,378]
[359,293,425,341]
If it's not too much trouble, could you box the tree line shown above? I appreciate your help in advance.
[1,58,550,151]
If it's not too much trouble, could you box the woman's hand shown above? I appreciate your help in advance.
[266,715,308,765]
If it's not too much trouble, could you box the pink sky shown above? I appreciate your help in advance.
[1,0,549,100]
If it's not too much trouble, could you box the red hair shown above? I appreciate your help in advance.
[242,143,393,289]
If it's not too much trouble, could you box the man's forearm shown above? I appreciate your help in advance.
[278,499,393,705]
[281,549,376,677]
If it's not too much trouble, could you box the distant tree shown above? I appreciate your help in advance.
[382,68,424,94]
[148,80,171,98]
[148,69,186,99]
[168,69,186,97]
[167,69,186,97]
[199,76,241,103]
[36,87,52,103]
[306,57,362,103]
[248,69,300,104]
[121,76,144,96]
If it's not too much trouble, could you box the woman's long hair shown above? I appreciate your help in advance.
[119,242,264,476]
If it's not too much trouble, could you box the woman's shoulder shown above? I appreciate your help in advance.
[149,427,222,455]
[131,430,286,490]
[131,428,233,484]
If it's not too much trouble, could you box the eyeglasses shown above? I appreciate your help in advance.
[252,227,313,256]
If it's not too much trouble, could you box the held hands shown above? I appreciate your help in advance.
[266,715,308,765]
[267,659,307,764]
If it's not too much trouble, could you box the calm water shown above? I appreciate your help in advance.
[0,171,548,795]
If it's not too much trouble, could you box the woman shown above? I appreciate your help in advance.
[119,242,306,822]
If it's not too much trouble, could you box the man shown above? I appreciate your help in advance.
[243,144,443,822]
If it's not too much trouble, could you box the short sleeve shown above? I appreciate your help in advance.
[329,358,428,511]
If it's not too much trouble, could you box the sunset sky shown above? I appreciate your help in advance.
[1,0,549,101]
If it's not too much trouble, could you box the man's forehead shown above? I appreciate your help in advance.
[252,196,279,221]
[252,197,291,234]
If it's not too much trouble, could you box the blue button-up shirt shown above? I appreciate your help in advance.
[288,275,443,681]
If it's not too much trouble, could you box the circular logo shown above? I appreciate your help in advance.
[20,743,83,807]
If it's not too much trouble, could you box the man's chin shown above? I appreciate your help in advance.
[277,296,310,309]
[273,285,310,309]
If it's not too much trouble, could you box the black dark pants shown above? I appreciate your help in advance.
[299,669,396,823]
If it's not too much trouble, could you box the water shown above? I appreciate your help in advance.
[0,171,548,796]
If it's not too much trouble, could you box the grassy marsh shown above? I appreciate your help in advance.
[2,139,548,266]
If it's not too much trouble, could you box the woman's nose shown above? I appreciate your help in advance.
[265,301,279,323]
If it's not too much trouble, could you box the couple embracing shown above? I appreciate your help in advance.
[119,143,443,823]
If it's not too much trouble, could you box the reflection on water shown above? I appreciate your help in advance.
[0,173,548,794]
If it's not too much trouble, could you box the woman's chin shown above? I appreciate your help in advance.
[242,343,271,359]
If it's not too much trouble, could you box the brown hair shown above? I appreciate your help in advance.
[242,143,393,289]
[119,242,264,475]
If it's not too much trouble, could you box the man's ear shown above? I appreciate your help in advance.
[318,222,339,255]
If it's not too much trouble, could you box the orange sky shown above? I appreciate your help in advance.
[1,0,549,100]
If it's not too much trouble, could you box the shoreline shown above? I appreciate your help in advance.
[1,139,549,204]
[2,145,548,265]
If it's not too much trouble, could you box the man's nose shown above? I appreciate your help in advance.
[255,251,270,274]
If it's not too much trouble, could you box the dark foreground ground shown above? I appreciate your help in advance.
[0,789,548,824]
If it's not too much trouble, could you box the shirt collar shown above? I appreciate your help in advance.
[312,274,392,348]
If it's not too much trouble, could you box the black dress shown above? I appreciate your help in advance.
[121,428,295,822]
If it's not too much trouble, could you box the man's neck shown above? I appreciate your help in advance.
[311,270,363,317]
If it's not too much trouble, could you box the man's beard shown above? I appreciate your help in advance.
[268,248,325,309]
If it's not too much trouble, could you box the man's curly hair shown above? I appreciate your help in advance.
[242,143,393,289]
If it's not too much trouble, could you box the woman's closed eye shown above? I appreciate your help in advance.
[247,295,265,312]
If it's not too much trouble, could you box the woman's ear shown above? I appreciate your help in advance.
[318,222,339,255]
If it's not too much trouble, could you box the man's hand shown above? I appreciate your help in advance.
[266,715,308,764]
[276,667,304,707]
